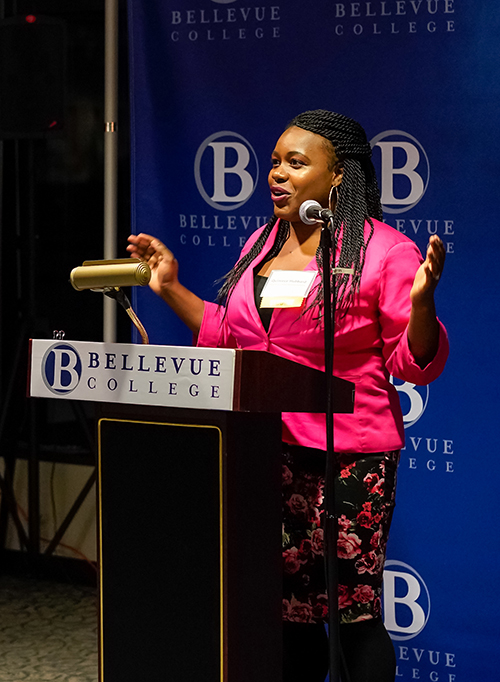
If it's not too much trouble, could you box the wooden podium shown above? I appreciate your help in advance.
[29,341,354,682]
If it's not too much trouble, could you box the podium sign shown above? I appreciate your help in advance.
[29,339,237,410]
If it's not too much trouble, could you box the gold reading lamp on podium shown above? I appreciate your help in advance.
[69,258,151,344]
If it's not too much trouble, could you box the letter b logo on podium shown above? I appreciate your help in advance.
[383,560,431,641]
[194,131,259,211]
[41,343,82,394]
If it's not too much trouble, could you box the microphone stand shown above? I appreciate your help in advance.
[320,219,348,682]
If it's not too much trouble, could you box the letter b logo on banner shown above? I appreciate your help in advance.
[371,130,430,214]
[383,560,431,641]
[390,376,430,428]
[194,131,259,211]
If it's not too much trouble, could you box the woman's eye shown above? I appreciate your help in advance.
[290,158,304,167]
[271,158,280,167]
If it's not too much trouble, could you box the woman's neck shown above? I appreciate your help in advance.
[286,221,322,256]
[257,220,321,276]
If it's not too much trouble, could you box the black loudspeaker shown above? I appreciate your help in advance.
[0,15,66,138]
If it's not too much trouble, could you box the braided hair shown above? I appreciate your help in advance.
[216,213,289,304]
[217,109,382,317]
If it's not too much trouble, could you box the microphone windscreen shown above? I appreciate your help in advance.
[299,199,322,225]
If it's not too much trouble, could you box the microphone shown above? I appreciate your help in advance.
[299,200,335,225]
[70,258,151,291]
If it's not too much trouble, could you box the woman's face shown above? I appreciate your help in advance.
[268,126,341,226]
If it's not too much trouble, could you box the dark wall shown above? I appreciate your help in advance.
[0,0,130,460]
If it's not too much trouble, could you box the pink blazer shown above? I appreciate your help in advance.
[197,219,449,453]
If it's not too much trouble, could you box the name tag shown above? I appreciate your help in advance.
[260,270,318,309]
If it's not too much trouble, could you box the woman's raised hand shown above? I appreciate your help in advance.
[127,233,178,297]
[407,235,445,367]
[126,232,205,334]
[410,235,446,305]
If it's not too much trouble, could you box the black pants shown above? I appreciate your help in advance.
[283,619,396,682]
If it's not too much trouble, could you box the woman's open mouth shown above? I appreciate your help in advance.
[270,185,291,202]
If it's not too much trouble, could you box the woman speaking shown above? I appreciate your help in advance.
[127,109,448,682]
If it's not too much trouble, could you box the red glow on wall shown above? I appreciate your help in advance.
[25,15,37,24]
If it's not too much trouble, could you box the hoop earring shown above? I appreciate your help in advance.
[328,185,338,212]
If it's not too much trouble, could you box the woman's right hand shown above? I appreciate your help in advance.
[126,232,205,334]
[127,233,178,297]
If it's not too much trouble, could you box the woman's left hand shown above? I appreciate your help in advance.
[410,235,445,304]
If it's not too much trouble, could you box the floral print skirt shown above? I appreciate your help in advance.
[282,444,400,625]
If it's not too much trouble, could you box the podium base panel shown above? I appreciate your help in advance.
[98,409,282,682]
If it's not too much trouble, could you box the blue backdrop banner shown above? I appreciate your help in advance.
[128,1,500,679]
